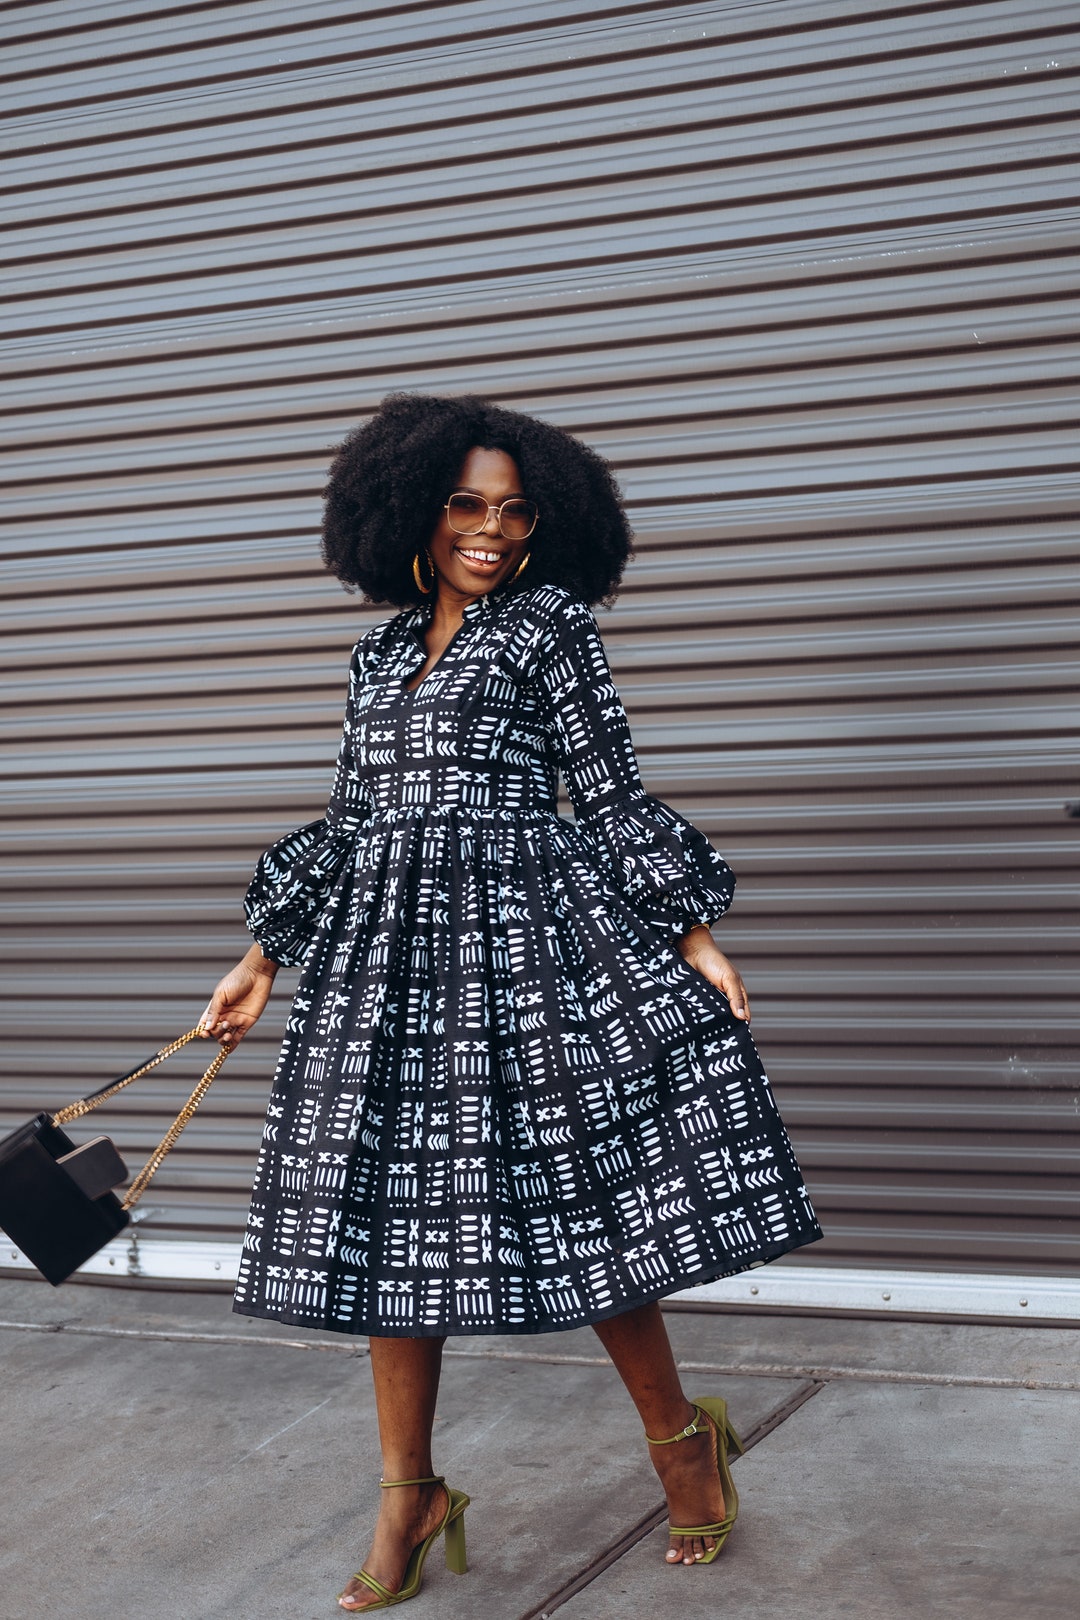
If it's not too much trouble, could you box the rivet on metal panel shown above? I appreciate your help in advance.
[882,1292,891,1301]
[750,1285,759,1295]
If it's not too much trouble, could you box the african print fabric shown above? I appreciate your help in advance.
[233,583,821,1336]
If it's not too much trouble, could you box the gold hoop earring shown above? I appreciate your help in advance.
[511,551,531,582]
[412,549,434,595]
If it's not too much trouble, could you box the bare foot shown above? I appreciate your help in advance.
[338,1481,448,1611]
[648,1408,727,1566]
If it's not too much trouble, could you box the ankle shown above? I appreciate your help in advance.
[645,1401,702,1448]
[376,1477,445,1527]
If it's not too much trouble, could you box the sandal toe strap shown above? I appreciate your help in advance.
[669,1520,728,1536]
[349,1568,397,1603]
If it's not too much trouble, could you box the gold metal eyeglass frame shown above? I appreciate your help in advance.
[444,494,539,541]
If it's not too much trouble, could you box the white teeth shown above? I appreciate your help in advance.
[458,548,501,562]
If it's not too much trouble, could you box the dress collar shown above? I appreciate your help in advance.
[407,584,507,635]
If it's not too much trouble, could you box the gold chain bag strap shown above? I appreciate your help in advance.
[52,1026,230,1210]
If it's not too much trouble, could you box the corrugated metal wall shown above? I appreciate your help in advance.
[2,0,1077,1279]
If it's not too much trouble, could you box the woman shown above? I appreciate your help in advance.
[201,393,821,1612]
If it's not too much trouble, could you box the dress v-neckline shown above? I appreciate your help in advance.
[399,586,511,693]
[402,618,466,695]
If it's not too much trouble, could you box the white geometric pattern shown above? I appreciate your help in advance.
[234,584,821,1336]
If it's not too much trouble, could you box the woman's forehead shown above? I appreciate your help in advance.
[453,445,525,492]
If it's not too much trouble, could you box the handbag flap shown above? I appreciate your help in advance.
[0,1120,129,1285]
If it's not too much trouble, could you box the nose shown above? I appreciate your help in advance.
[481,505,502,536]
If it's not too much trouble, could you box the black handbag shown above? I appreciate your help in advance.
[0,1027,230,1286]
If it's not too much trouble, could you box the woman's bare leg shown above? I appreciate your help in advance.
[338,1334,448,1611]
[592,1301,728,1565]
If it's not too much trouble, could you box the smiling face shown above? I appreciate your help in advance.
[427,446,533,604]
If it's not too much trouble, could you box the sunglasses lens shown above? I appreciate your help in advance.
[498,500,537,540]
[446,493,488,534]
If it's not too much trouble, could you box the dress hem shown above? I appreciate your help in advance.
[231,1224,823,1340]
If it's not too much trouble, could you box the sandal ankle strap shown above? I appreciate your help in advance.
[645,1405,708,1446]
[379,1474,445,1488]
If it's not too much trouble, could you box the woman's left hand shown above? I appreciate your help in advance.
[675,925,751,1022]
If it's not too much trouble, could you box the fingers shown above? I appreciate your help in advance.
[199,989,229,1038]
[215,1019,244,1049]
[199,989,245,1046]
[204,1013,250,1049]
[199,961,270,1045]
[721,965,751,1023]
[678,939,753,1024]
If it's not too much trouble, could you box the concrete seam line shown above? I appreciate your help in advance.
[669,1357,1080,1392]
[0,1318,366,1355]
[0,1320,1077,1391]
[516,1380,826,1620]
[452,1346,1080,1393]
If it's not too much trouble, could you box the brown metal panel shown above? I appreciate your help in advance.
[1,1,1078,1283]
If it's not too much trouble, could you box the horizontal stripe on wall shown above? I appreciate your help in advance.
[1,0,1077,1282]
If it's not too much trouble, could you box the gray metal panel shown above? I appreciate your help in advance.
[1,1,1077,1278]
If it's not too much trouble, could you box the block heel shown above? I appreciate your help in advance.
[443,1497,468,1574]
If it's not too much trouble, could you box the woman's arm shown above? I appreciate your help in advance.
[532,591,736,936]
[529,592,752,1014]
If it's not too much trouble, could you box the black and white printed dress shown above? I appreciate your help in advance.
[233,582,821,1336]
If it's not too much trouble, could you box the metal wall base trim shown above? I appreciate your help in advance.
[2,1238,1078,1320]
[670,1266,1080,1321]
[1,1233,238,1283]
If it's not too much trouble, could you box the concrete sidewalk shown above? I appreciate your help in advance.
[1,1276,1077,1620]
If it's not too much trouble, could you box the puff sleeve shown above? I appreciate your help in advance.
[243,636,373,966]
[534,592,735,938]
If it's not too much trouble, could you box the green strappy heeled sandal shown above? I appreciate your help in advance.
[646,1397,746,1564]
[337,1474,470,1611]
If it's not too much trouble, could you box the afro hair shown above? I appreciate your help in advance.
[321,392,633,607]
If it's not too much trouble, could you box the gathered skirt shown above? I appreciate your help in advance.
[232,798,822,1337]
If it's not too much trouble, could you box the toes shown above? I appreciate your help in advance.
[338,1579,374,1611]
[667,1533,717,1565]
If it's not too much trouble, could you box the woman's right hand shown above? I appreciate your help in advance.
[199,944,280,1048]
